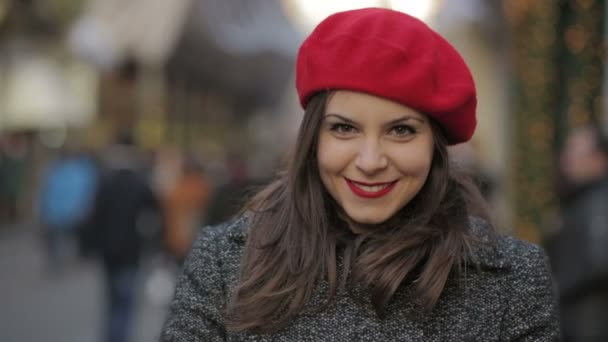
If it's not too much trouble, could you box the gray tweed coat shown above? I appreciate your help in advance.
[161,217,559,341]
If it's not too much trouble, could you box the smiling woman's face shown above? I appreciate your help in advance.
[317,90,435,225]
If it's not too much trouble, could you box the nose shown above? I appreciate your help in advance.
[355,139,388,174]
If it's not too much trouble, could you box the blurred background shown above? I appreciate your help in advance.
[0,0,607,341]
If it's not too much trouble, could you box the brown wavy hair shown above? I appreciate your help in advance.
[226,92,490,334]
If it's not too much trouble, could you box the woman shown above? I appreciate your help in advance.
[161,8,559,341]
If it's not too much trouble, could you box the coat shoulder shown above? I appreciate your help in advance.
[495,234,547,267]
[187,216,248,269]
[468,216,548,271]
[195,216,248,247]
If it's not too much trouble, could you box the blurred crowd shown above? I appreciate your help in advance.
[0,129,267,342]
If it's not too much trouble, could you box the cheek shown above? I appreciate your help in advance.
[392,143,434,177]
[317,135,351,174]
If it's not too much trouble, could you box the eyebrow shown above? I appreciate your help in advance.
[324,113,426,125]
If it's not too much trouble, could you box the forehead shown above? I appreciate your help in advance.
[325,90,426,121]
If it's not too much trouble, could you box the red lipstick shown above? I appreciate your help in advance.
[345,178,397,198]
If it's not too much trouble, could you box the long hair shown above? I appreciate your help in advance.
[225,92,490,334]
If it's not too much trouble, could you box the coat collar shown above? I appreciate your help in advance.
[224,215,510,270]
[223,216,249,242]
[466,216,510,270]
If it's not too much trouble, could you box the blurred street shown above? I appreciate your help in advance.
[0,223,171,342]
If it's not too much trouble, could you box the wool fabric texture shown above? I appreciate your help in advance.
[296,8,477,144]
[161,217,560,341]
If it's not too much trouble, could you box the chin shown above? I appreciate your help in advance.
[348,213,391,225]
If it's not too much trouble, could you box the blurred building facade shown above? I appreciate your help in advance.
[0,0,606,244]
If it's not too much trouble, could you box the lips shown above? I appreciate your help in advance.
[345,178,397,198]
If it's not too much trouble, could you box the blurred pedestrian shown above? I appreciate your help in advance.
[85,134,161,342]
[38,146,99,272]
[162,156,211,264]
[548,124,608,341]
[162,8,559,341]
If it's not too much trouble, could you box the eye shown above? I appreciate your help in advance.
[330,123,357,135]
[389,124,416,137]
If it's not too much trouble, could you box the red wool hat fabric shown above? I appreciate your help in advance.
[296,8,477,144]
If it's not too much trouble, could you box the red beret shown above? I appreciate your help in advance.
[296,8,477,144]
